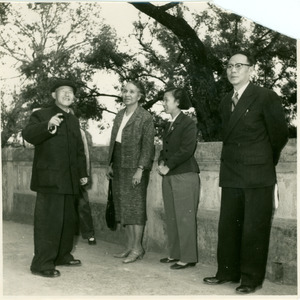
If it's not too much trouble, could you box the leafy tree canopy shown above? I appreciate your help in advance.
[1,2,296,147]
[1,2,118,146]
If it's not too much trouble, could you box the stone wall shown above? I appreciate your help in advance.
[1,139,297,284]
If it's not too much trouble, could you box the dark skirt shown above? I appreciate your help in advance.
[112,142,149,225]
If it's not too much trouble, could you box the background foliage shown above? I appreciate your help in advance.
[0,2,296,147]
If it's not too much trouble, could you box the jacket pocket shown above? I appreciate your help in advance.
[36,166,59,187]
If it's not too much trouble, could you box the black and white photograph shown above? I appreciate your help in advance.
[0,0,298,298]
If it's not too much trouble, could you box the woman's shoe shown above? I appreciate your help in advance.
[113,249,131,258]
[123,249,145,264]
[170,262,196,270]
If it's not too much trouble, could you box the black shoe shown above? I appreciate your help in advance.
[170,262,196,270]
[88,237,96,245]
[203,276,240,285]
[31,269,60,278]
[57,259,82,266]
[236,285,262,294]
[160,257,179,263]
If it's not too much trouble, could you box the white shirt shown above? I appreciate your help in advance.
[115,111,134,143]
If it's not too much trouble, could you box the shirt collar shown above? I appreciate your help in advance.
[170,111,181,123]
[234,81,250,99]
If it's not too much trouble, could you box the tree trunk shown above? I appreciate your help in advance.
[130,2,221,141]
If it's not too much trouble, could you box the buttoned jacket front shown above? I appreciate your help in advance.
[158,112,199,176]
[219,83,288,188]
[22,105,87,195]
[107,105,155,169]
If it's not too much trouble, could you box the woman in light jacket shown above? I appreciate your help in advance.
[157,87,200,270]
[106,80,155,263]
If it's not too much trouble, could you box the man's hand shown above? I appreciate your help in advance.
[80,177,88,185]
[48,113,64,133]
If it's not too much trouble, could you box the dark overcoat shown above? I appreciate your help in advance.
[107,105,155,169]
[219,83,288,188]
[158,112,199,176]
[22,104,87,195]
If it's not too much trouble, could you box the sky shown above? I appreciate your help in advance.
[214,0,300,39]
[1,0,299,145]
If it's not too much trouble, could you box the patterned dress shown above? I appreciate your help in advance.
[112,142,150,225]
[107,106,155,226]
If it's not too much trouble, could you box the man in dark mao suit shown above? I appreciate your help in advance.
[22,79,88,278]
[203,52,288,294]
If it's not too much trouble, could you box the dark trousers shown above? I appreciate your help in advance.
[162,173,200,263]
[77,185,94,239]
[216,186,274,286]
[30,193,76,272]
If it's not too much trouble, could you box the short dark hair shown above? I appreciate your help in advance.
[164,87,192,110]
[230,51,256,66]
[128,80,146,103]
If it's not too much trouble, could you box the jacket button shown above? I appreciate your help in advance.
[166,150,168,152]
[165,159,168,161]
[221,158,224,162]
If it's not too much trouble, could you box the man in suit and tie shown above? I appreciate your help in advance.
[203,52,289,294]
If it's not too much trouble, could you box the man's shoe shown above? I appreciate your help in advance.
[160,257,179,263]
[57,259,82,266]
[170,262,196,270]
[88,237,96,245]
[203,276,240,285]
[31,269,60,278]
[236,285,262,294]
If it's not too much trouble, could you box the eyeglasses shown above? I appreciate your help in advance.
[226,63,252,70]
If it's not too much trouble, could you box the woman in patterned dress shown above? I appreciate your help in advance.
[106,81,155,263]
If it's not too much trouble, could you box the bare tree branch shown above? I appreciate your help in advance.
[83,86,122,100]
[100,108,117,115]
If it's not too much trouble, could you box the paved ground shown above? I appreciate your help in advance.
[2,221,298,298]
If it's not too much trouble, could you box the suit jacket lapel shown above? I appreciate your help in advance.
[124,105,141,129]
[223,83,257,141]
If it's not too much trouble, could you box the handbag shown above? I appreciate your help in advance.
[105,179,117,231]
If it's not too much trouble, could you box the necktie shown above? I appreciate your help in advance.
[231,91,239,111]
